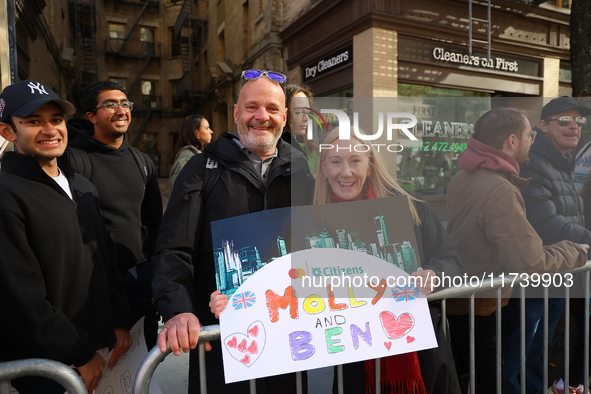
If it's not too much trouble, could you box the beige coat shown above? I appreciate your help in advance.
[446,168,587,316]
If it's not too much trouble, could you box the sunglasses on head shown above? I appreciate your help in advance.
[241,69,287,84]
[546,115,587,127]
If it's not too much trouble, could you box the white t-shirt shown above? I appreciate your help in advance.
[52,168,73,199]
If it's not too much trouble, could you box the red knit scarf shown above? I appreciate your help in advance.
[330,186,427,394]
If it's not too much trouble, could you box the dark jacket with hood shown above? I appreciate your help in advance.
[0,152,130,374]
[520,127,591,245]
[67,118,162,271]
[153,132,315,325]
[446,135,587,316]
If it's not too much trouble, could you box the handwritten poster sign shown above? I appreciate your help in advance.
[212,198,437,383]
[94,317,162,394]
[218,249,436,382]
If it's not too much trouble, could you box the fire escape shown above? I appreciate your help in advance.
[173,0,207,115]
[468,0,491,58]
[69,0,98,99]
[103,0,161,148]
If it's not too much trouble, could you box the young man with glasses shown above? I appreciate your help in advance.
[152,70,314,393]
[67,80,163,349]
[446,107,589,394]
[503,97,591,394]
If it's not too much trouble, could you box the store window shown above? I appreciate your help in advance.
[308,92,496,196]
[109,24,125,51]
[140,27,156,56]
[396,84,491,195]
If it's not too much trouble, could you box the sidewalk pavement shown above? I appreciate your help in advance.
[153,347,189,393]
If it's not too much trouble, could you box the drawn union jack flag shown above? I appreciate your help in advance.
[391,286,420,302]
[231,291,257,310]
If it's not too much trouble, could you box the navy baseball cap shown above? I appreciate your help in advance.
[540,96,591,120]
[0,80,76,122]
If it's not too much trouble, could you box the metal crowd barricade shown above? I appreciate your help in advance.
[134,261,591,394]
[0,359,86,394]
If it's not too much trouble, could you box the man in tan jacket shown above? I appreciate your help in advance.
[445,107,588,394]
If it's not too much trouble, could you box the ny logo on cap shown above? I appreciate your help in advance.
[27,81,48,95]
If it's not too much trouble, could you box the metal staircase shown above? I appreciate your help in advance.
[117,0,158,53]
[173,0,207,115]
[70,0,97,92]
[468,0,491,58]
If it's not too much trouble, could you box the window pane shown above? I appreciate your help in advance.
[141,81,157,108]
[109,24,125,50]
[110,25,124,39]
[109,78,127,90]
[140,27,155,55]
[140,27,154,42]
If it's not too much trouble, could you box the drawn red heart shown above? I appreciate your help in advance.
[227,337,237,349]
[406,336,415,344]
[247,341,258,354]
[384,342,392,351]
[248,325,259,337]
[379,311,415,339]
[224,321,266,367]
[237,339,247,352]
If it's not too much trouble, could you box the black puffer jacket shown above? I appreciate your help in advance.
[153,132,315,324]
[520,128,591,245]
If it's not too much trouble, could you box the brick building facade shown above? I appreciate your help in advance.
[0,0,577,184]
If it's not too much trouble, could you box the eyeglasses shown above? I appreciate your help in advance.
[293,109,312,117]
[526,129,537,141]
[502,129,537,145]
[92,101,134,113]
[241,69,287,84]
[546,115,587,127]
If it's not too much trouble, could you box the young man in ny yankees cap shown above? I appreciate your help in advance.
[0,80,132,394]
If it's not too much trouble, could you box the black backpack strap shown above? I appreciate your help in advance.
[68,148,92,179]
[129,147,149,186]
[203,156,222,203]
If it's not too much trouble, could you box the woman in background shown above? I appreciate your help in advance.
[169,114,213,189]
[282,84,319,174]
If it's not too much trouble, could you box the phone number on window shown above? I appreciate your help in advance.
[411,141,468,152]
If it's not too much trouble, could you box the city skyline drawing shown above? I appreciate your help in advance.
[211,196,419,296]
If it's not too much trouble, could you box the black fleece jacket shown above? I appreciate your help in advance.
[0,151,130,368]
[67,118,162,270]
[153,132,315,324]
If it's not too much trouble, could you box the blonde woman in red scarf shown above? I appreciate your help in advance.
[313,128,462,394]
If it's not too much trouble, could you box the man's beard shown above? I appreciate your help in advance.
[515,142,529,165]
[238,123,282,153]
